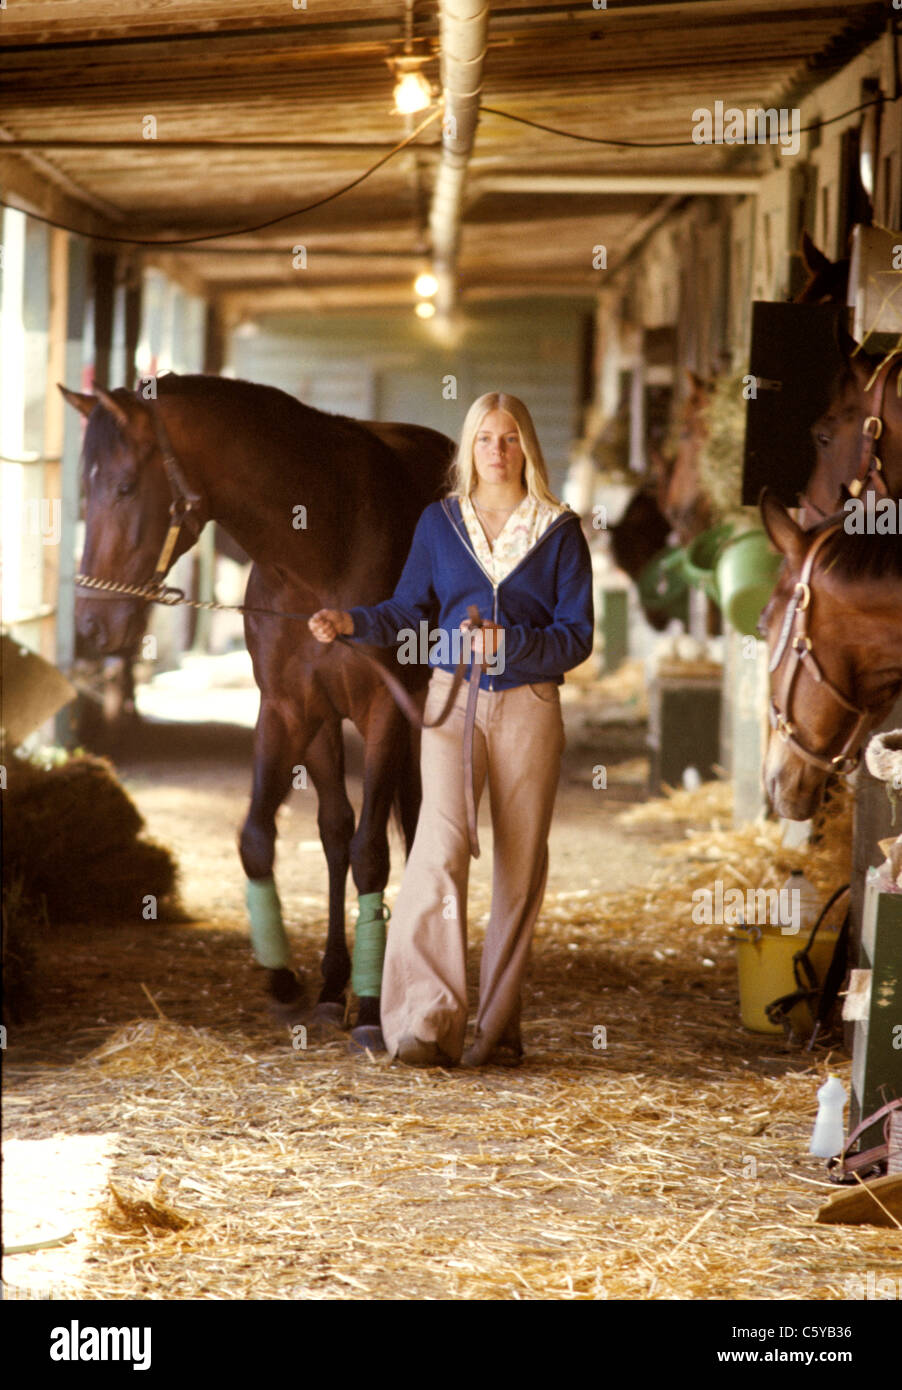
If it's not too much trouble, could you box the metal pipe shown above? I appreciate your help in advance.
[477,173,761,196]
[429,0,489,315]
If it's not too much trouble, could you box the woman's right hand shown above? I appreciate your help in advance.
[308,609,354,643]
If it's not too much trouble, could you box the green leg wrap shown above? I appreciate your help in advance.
[245,875,292,970]
[351,891,390,997]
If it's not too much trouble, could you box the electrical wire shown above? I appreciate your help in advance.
[481,93,896,148]
[0,107,442,247]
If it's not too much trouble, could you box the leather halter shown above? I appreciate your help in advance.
[76,399,207,601]
[768,520,872,775]
[850,349,902,499]
[146,403,206,587]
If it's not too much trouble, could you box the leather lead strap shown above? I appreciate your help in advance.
[852,350,902,497]
[335,604,485,858]
[462,605,485,858]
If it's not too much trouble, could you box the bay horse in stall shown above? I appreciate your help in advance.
[609,372,714,627]
[758,489,902,821]
[798,336,902,526]
[790,233,902,523]
[61,375,455,1050]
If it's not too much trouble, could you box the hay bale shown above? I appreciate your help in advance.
[2,874,39,1026]
[2,751,180,924]
[698,369,748,521]
[1,752,183,1018]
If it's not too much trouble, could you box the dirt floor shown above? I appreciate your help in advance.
[4,675,901,1301]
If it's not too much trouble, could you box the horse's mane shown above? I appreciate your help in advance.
[84,373,367,460]
[813,515,902,581]
[153,372,356,427]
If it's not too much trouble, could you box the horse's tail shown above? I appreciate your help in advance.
[393,721,422,858]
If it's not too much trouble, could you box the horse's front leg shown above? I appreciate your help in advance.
[304,718,355,1025]
[239,696,321,1011]
[347,694,408,1050]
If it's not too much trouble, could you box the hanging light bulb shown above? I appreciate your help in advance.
[414,270,439,298]
[415,300,436,320]
[393,64,432,115]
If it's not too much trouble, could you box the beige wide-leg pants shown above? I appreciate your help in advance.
[380,667,566,1062]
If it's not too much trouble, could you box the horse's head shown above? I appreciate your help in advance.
[661,371,713,544]
[800,353,872,527]
[795,231,850,306]
[60,385,188,655]
[758,489,901,819]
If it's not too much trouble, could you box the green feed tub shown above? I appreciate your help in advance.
[683,522,735,599]
[637,546,691,624]
[714,529,782,636]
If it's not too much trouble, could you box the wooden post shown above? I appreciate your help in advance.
[123,264,143,390]
[850,696,902,959]
[727,628,769,825]
[40,228,69,665]
[91,250,116,388]
[54,237,88,746]
[600,588,628,673]
[848,878,902,1157]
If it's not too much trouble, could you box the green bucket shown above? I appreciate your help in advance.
[714,529,782,636]
[637,546,690,624]
[683,522,735,599]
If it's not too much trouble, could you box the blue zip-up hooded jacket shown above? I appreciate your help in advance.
[347,496,594,691]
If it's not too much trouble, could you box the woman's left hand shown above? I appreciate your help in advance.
[460,617,504,664]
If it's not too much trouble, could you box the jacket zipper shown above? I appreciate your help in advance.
[440,499,576,693]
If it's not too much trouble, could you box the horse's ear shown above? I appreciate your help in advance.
[685,369,713,399]
[58,384,97,418]
[759,487,806,564]
[92,385,135,433]
[800,231,830,275]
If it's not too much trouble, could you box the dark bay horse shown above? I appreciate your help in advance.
[609,372,714,627]
[789,234,902,525]
[798,338,902,526]
[61,374,455,1048]
[795,230,850,306]
[758,489,902,820]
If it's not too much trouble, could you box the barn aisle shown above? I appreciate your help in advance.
[4,680,896,1302]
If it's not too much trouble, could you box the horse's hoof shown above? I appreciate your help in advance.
[311,1001,346,1030]
[268,967,304,1005]
[349,1024,386,1055]
[266,968,305,1021]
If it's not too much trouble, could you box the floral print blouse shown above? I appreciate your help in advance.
[459,492,568,584]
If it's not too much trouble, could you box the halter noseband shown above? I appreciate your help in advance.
[768,520,871,775]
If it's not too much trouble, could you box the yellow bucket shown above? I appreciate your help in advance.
[733,923,840,1034]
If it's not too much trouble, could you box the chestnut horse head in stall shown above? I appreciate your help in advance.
[758,489,902,820]
[61,375,455,1050]
[659,371,714,545]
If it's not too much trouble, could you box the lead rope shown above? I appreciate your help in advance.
[74,571,483,738]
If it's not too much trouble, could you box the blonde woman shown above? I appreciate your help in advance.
[309,393,594,1066]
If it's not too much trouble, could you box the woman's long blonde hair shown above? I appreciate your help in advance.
[448,392,560,505]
